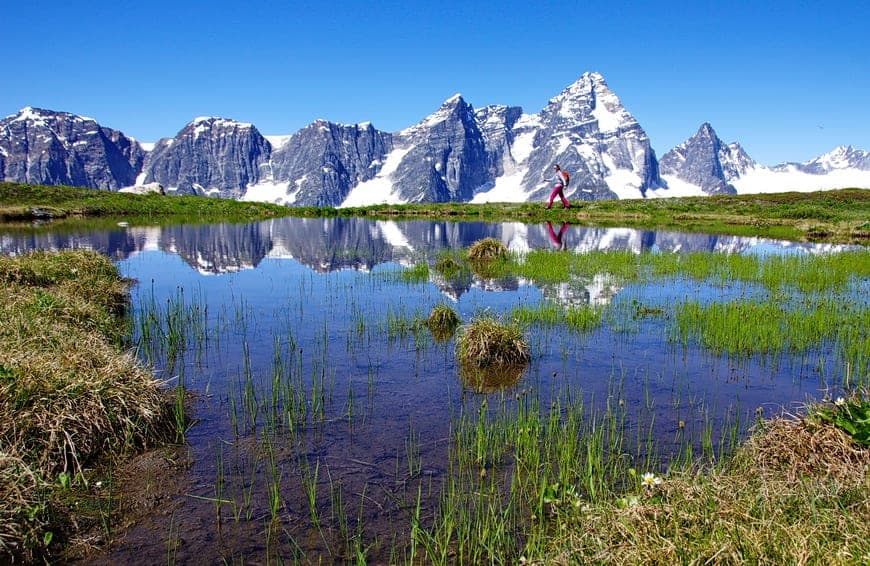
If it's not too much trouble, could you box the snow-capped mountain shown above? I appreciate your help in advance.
[657,122,755,195]
[777,145,870,174]
[2,72,868,203]
[472,71,661,202]
[369,94,490,204]
[0,107,144,189]
[654,122,870,198]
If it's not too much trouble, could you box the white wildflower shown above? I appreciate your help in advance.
[641,472,662,487]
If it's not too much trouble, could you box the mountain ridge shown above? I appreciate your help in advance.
[2,73,868,204]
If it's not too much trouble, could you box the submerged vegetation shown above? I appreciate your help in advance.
[0,250,175,561]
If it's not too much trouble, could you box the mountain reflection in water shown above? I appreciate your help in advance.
[0,217,861,564]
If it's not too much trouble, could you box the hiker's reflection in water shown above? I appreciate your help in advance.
[546,221,569,251]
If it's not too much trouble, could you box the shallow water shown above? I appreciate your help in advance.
[1,217,863,563]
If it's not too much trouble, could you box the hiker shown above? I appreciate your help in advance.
[546,221,569,251]
[543,164,571,209]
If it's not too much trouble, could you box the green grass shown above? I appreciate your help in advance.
[304,189,870,244]
[414,389,870,565]
[0,182,293,223]
[5,183,867,243]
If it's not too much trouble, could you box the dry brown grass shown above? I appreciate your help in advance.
[0,250,174,561]
[456,317,530,367]
[533,410,870,565]
[738,415,870,486]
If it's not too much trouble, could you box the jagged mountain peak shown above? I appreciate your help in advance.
[442,93,465,106]
[398,93,475,137]
[800,145,870,172]
[0,106,144,190]
[659,122,756,194]
[542,71,637,135]
[7,106,98,127]
[180,116,255,138]
[696,122,716,137]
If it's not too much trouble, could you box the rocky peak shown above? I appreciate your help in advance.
[388,94,491,203]
[801,145,870,172]
[515,71,658,201]
[0,107,144,189]
[264,118,393,207]
[659,123,740,194]
[143,116,270,197]
[541,71,638,134]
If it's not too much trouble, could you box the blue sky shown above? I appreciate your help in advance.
[2,1,867,164]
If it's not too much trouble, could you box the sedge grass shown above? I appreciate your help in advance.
[417,385,870,565]
[530,399,870,565]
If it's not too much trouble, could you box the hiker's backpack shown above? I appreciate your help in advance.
[562,170,570,187]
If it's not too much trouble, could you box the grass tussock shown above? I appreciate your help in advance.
[434,252,466,279]
[467,238,508,263]
[456,317,530,367]
[532,403,870,565]
[0,250,174,561]
[426,304,461,342]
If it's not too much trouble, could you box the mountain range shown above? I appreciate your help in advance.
[2,72,868,206]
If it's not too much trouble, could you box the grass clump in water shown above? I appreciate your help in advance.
[426,304,461,342]
[467,238,508,263]
[456,316,530,367]
[0,250,174,561]
[434,252,467,279]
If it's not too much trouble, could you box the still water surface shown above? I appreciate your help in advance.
[1,217,860,563]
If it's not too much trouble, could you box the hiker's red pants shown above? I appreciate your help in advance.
[547,185,570,208]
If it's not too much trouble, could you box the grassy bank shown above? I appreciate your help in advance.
[0,182,293,223]
[2,183,868,244]
[322,188,870,244]
[0,250,175,561]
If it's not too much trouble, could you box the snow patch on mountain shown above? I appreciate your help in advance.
[242,180,294,204]
[470,168,529,202]
[650,176,706,198]
[339,147,411,207]
[264,135,292,151]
